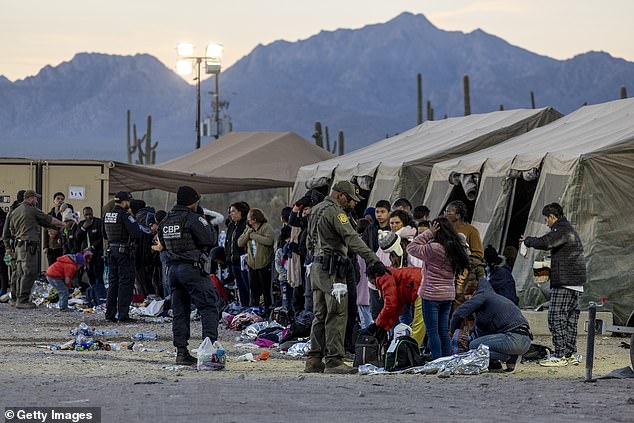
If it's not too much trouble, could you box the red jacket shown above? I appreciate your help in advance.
[46,254,80,288]
[375,267,423,331]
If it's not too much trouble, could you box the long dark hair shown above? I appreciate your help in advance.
[432,216,469,273]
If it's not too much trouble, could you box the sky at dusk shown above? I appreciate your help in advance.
[2,0,633,82]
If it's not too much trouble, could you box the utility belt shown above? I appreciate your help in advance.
[108,243,130,254]
[166,258,209,278]
[510,324,533,340]
[15,239,39,255]
[313,254,350,278]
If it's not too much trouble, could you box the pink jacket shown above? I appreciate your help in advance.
[406,229,455,301]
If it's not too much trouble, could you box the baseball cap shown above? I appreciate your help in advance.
[332,181,363,202]
[24,189,42,199]
[114,191,132,202]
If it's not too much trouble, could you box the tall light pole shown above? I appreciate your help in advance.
[177,42,223,149]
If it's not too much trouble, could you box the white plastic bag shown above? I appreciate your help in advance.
[196,337,226,371]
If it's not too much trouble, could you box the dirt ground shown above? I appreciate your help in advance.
[0,304,633,423]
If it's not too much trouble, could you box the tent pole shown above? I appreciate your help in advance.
[500,178,517,251]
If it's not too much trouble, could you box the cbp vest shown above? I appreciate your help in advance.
[160,211,197,254]
[103,207,129,243]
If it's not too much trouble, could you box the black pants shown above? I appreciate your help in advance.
[169,263,219,348]
[0,246,8,294]
[248,266,272,309]
[106,251,135,320]
[47,248,63,267]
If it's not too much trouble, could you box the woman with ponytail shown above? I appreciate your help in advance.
[407,216,469,359]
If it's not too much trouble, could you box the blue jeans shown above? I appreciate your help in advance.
[470,332,532,363]
[357,305,373,329]
[422,299,452,359]
[47,276,69,309]
[231,263,250,307]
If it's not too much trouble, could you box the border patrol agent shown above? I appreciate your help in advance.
[6,190,63,308]
[158,186,219,365]
[304,181,387,374]
[103,191,144,322]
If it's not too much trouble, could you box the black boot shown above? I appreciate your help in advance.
[176,347,197,365]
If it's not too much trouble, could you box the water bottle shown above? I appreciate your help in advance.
[95,329,119,337]
[70,322,94,336]
[219,230,226,247]
[108,343,122,351]
[131,332,159,341]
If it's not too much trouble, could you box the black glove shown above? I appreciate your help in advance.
[367,261,388,278]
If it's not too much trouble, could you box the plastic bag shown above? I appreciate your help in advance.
[197,337,226,371]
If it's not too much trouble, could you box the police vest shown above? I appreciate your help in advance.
[103,208,128,243]
[160,211,197,253]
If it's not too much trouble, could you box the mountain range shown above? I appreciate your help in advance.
[1,12,633,162]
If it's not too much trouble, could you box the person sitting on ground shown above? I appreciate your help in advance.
[450,278,532,372]
[46,251,91,310]
[484,245,519,305]
[365,266,427,348]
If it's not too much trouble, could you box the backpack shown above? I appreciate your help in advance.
[353,334,383,368]
[384,335,427,371]
[270,306,292,326]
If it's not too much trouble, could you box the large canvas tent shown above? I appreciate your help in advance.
[292,108,561,204]
[156,132,334,185]
[425,98,634,324]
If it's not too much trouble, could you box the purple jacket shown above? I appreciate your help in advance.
[406,229,455,301]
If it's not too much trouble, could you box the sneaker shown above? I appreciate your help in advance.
[538,356,569,367]
[566,354,582,365]
[0,292,11,303]
[505,355,521,372]
[488,360,504,372]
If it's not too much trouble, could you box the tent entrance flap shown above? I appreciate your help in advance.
[499,168,541,252]
[444,172,480,222]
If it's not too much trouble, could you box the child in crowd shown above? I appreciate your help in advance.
[275,225,293,311]
[46,251,90,310]
[355,219,372,329]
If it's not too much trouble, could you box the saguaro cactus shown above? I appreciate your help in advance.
[426,100,433,121]
[621,86,628,99]
[463,74,471,116]
[337,131,345,156]
[127,112,158,165]
[312,121,324,148]
[530,91,536,109]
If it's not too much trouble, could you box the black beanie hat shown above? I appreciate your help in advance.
[177,186,200,206]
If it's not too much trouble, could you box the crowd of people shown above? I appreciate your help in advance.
[0,182,586,370]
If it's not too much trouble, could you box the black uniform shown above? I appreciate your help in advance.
[103,205,143,321]
[159,205,219,347]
